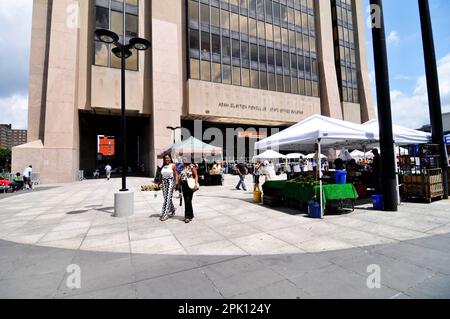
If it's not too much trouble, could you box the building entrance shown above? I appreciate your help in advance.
[79,111,151,178]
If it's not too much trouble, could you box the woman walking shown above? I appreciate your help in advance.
[178,158,199,223]
[159,154,178,221]
[253,161,262,193]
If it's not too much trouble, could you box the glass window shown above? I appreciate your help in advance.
[200,4,210,25]
[299,78,305,95]
[249,18,257,37]
[125,14,138,37]
[258,20,265,39]
[95,42,109,66]
[242,68,250,87]
[212,34,221,55]
[240,0,248,10]
[281,28,288,46]
[223,65,232,84]
[274,26,281,43]
[260,71,268,89]
[251,69,259,88]
[268,72,276,91]
[265,23,273,42]
[189,59,199,79]
[212,62,221,82]
[259,46,266,64]
[251,44,258,62]
[95,6,109,29]
[240,15,248,34]
[233,66,241,85]
[188,0,199,22]
[201,60,211,81]
[190,29,200,51]
[221,10,230,29]
[280,5,288,23]
[276,50,283,67]
[276,74,283,92]
[111,10,124,35]
[126,48,138,71]
[305,79,311,96]
[211,7,220,27]
[201,31,211,54]
[242,42,249,60]
[232,39,240,58]
[222,37,231,57]
[265,0,273,20]
[291,77,298,94]
[273,2,280,21]
[231,13,240,32]
[267,48,275,65]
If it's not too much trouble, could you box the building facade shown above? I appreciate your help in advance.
[0,124,27,150]
[13,0,374,183]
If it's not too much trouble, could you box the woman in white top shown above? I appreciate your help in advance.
[158,154,179,221]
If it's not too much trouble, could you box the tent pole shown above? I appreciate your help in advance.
[318,139,324,219]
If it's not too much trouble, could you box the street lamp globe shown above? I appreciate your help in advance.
[94,29,119,44]
[112,47,133,59]
[130,37,151,51]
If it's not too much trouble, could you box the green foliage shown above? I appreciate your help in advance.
[0,148,12,170]
[286,176,319,188]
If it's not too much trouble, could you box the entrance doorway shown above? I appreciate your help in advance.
[79,111,151,178]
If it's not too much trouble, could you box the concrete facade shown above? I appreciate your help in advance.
[13,0,374,183]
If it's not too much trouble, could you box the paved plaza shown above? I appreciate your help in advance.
[1,175,450,299]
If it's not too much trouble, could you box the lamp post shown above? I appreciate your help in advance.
[167,126,182,144]
[95,29,151,216]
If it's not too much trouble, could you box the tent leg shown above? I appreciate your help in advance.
[318,140,324,219]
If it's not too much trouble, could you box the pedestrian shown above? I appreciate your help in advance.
[178,157,199,223]
[371,149,382,194]
[22,165,33,190]
[253,160,262,193]
[158,154,178,221]
[299,156,306,173]
[10,173,24,192]
[235,161,248,191]
[105,163,112,180]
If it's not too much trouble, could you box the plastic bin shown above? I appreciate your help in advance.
[371,195,384,210]
[334,170,347,184]
[253,191,262,203]
[307,201,322,219]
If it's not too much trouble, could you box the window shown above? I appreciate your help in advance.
[186,0,318,95]
[94,0,139,71]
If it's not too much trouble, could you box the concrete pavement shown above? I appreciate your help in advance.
[0,175,450,298]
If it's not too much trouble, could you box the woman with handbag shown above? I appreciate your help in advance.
[178,158,199,224]
[158,154,178,221]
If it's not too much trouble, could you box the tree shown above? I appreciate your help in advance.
[0,148,12,171]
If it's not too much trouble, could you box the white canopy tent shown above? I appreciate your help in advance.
[306,153,328,159]
[362,119,431,145]
[255,115,377,218]
[253,150,286,160]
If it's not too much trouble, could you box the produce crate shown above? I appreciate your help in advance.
[401,169,444,202]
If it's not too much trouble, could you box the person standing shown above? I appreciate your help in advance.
[158,154,178,221]
[22,165,33,190]
[105,164,112,180]
[235,162,248,191]
[178,158,199,223]
[372,149,382,194]
[253,161,262,193]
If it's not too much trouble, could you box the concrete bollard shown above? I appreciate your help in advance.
[113,190,134,217]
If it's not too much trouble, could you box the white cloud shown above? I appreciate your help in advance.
[389,53,450,129]
[394,74,416,81]
[387,31,400,46]
[0,94,28,129]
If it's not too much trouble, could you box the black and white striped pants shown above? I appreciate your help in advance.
[161,176,175,217]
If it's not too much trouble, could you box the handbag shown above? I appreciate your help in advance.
[187,177,196,190]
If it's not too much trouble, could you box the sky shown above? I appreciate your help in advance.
[0,0,449,130]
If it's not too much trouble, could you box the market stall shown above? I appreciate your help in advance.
[255,115,377,217]
[158,137,224,186]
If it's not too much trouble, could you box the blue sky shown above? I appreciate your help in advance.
[363,0,450,128]
[0,0,449,130]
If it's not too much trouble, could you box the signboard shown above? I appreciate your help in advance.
[98,136,115,157]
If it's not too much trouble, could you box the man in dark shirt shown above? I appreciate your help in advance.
[372,149,382,193]
[235,162,248,191]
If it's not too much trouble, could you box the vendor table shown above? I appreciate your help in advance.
[262,181,359,210]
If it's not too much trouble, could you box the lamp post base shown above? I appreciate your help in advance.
[113,190,134,217]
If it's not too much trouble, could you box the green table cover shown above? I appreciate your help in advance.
[262,181,359,204]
